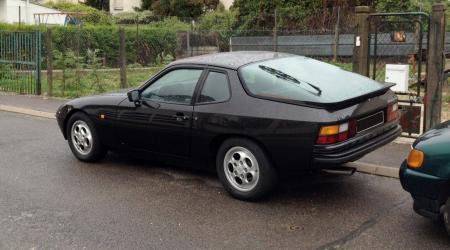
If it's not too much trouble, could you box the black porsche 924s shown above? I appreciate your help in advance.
[56,51,401,200]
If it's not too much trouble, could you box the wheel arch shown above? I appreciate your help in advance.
[63,109,89,139]
[209,134,276,170]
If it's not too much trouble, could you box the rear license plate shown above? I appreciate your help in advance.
[357,111,384,133]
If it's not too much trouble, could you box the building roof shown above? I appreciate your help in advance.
[170,51,294,70]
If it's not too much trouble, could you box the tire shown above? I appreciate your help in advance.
[216,138,278,201]
[443,198,450,235]
[67,112,107,162]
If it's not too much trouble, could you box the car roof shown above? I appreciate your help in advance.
[169,51,294,70]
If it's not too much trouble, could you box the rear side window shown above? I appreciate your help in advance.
[198,71,230,103]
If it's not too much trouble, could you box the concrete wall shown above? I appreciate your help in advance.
[38,0,85,3]
[1,0,66,25]
[231,32,450,57]
[110,0,141,15]
[0,0,7,23]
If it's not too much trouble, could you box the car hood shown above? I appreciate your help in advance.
[63,89,132,109]
[414,120,450,151]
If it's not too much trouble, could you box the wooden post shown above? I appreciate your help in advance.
[352,6,370,76]
[425,4,446,130]
[46,29,53,97]
[119,28,128,89]
[273,9,278,52]
[332,6,340,62]
[187,31,192,57]
[135,14,139,63]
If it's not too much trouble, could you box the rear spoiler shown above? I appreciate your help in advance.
[319,82,396,111]
[260,82,396,111]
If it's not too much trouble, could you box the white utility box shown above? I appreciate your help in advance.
[385,64,409,93]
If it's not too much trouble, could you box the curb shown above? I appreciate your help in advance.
[0,104,402,179]
[0,105,55,119]
[346,162,399,179]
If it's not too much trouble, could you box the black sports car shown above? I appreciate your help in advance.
[56,51,401,200]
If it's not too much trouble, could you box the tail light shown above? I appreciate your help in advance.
[387,102,399,122]
[316,120,357,145]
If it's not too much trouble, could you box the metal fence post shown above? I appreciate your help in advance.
[119,28,128,89]
[352,6,370,76]
[35,29,41,95]
[46,28,53,97]
[425,3,446,130]
[273,9,278,52]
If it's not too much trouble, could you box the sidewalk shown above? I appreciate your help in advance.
[0,92,66,113]
[0,92,411,171]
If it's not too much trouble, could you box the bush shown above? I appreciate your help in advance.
[49,25,178,67]
[44,1,114,25]
[196,10,237,51]
[114,10,157,24]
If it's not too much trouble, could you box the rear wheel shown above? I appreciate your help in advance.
[67,112,107,162]
[216,138,277,201]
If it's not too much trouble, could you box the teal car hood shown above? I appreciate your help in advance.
[413,120,450,178]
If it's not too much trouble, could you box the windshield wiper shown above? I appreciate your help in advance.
[258,65,322,95]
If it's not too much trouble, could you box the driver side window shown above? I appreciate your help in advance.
[141,68,203,105]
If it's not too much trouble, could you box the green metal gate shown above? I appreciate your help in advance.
[368,13,430,137]
[0,30,42,95]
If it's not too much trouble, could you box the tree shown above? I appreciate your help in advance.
[85,0,109,11]
[141,0,219,18]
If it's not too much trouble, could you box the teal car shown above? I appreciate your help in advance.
[400,120,450,233]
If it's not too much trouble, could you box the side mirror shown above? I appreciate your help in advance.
[127,90,141,105]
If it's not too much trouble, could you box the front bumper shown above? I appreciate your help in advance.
[399,162,449,220]
[312,123,401,165]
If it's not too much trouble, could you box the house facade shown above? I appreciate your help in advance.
[109,0,234,15]
[0,0,66,25]
[109,0,141,14]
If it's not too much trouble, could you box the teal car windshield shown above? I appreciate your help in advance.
[239,56,386,104]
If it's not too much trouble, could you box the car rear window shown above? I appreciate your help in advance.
[239,56,385,104]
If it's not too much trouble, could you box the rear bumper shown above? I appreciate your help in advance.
[312,124,401,165]
[399,162,448,220]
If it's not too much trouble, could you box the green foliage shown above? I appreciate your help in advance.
[114,10,156,24]
[374,0,420,12]
[53,48,84,96]
[86,49,104,91]
[44,1,114,25]
[232,0,323,31]
[196,10,237,51]
[48,24,180,67]
[0,64,13,78]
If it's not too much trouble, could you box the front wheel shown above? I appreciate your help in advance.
[67,112,107,162]
[216,138,277,201]
[443,198,450,235]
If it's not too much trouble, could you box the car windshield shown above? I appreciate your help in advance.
[239,56,385,104]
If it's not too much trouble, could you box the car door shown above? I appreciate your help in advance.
[190,68,233,166]
[117,66,206,158]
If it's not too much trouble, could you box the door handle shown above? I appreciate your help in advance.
[172,113,190,121]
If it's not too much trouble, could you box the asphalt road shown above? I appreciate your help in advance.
[0,111,449,249]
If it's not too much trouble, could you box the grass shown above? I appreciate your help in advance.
[41,67,163,98]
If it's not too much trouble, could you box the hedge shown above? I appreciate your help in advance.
[49,25,178,67]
